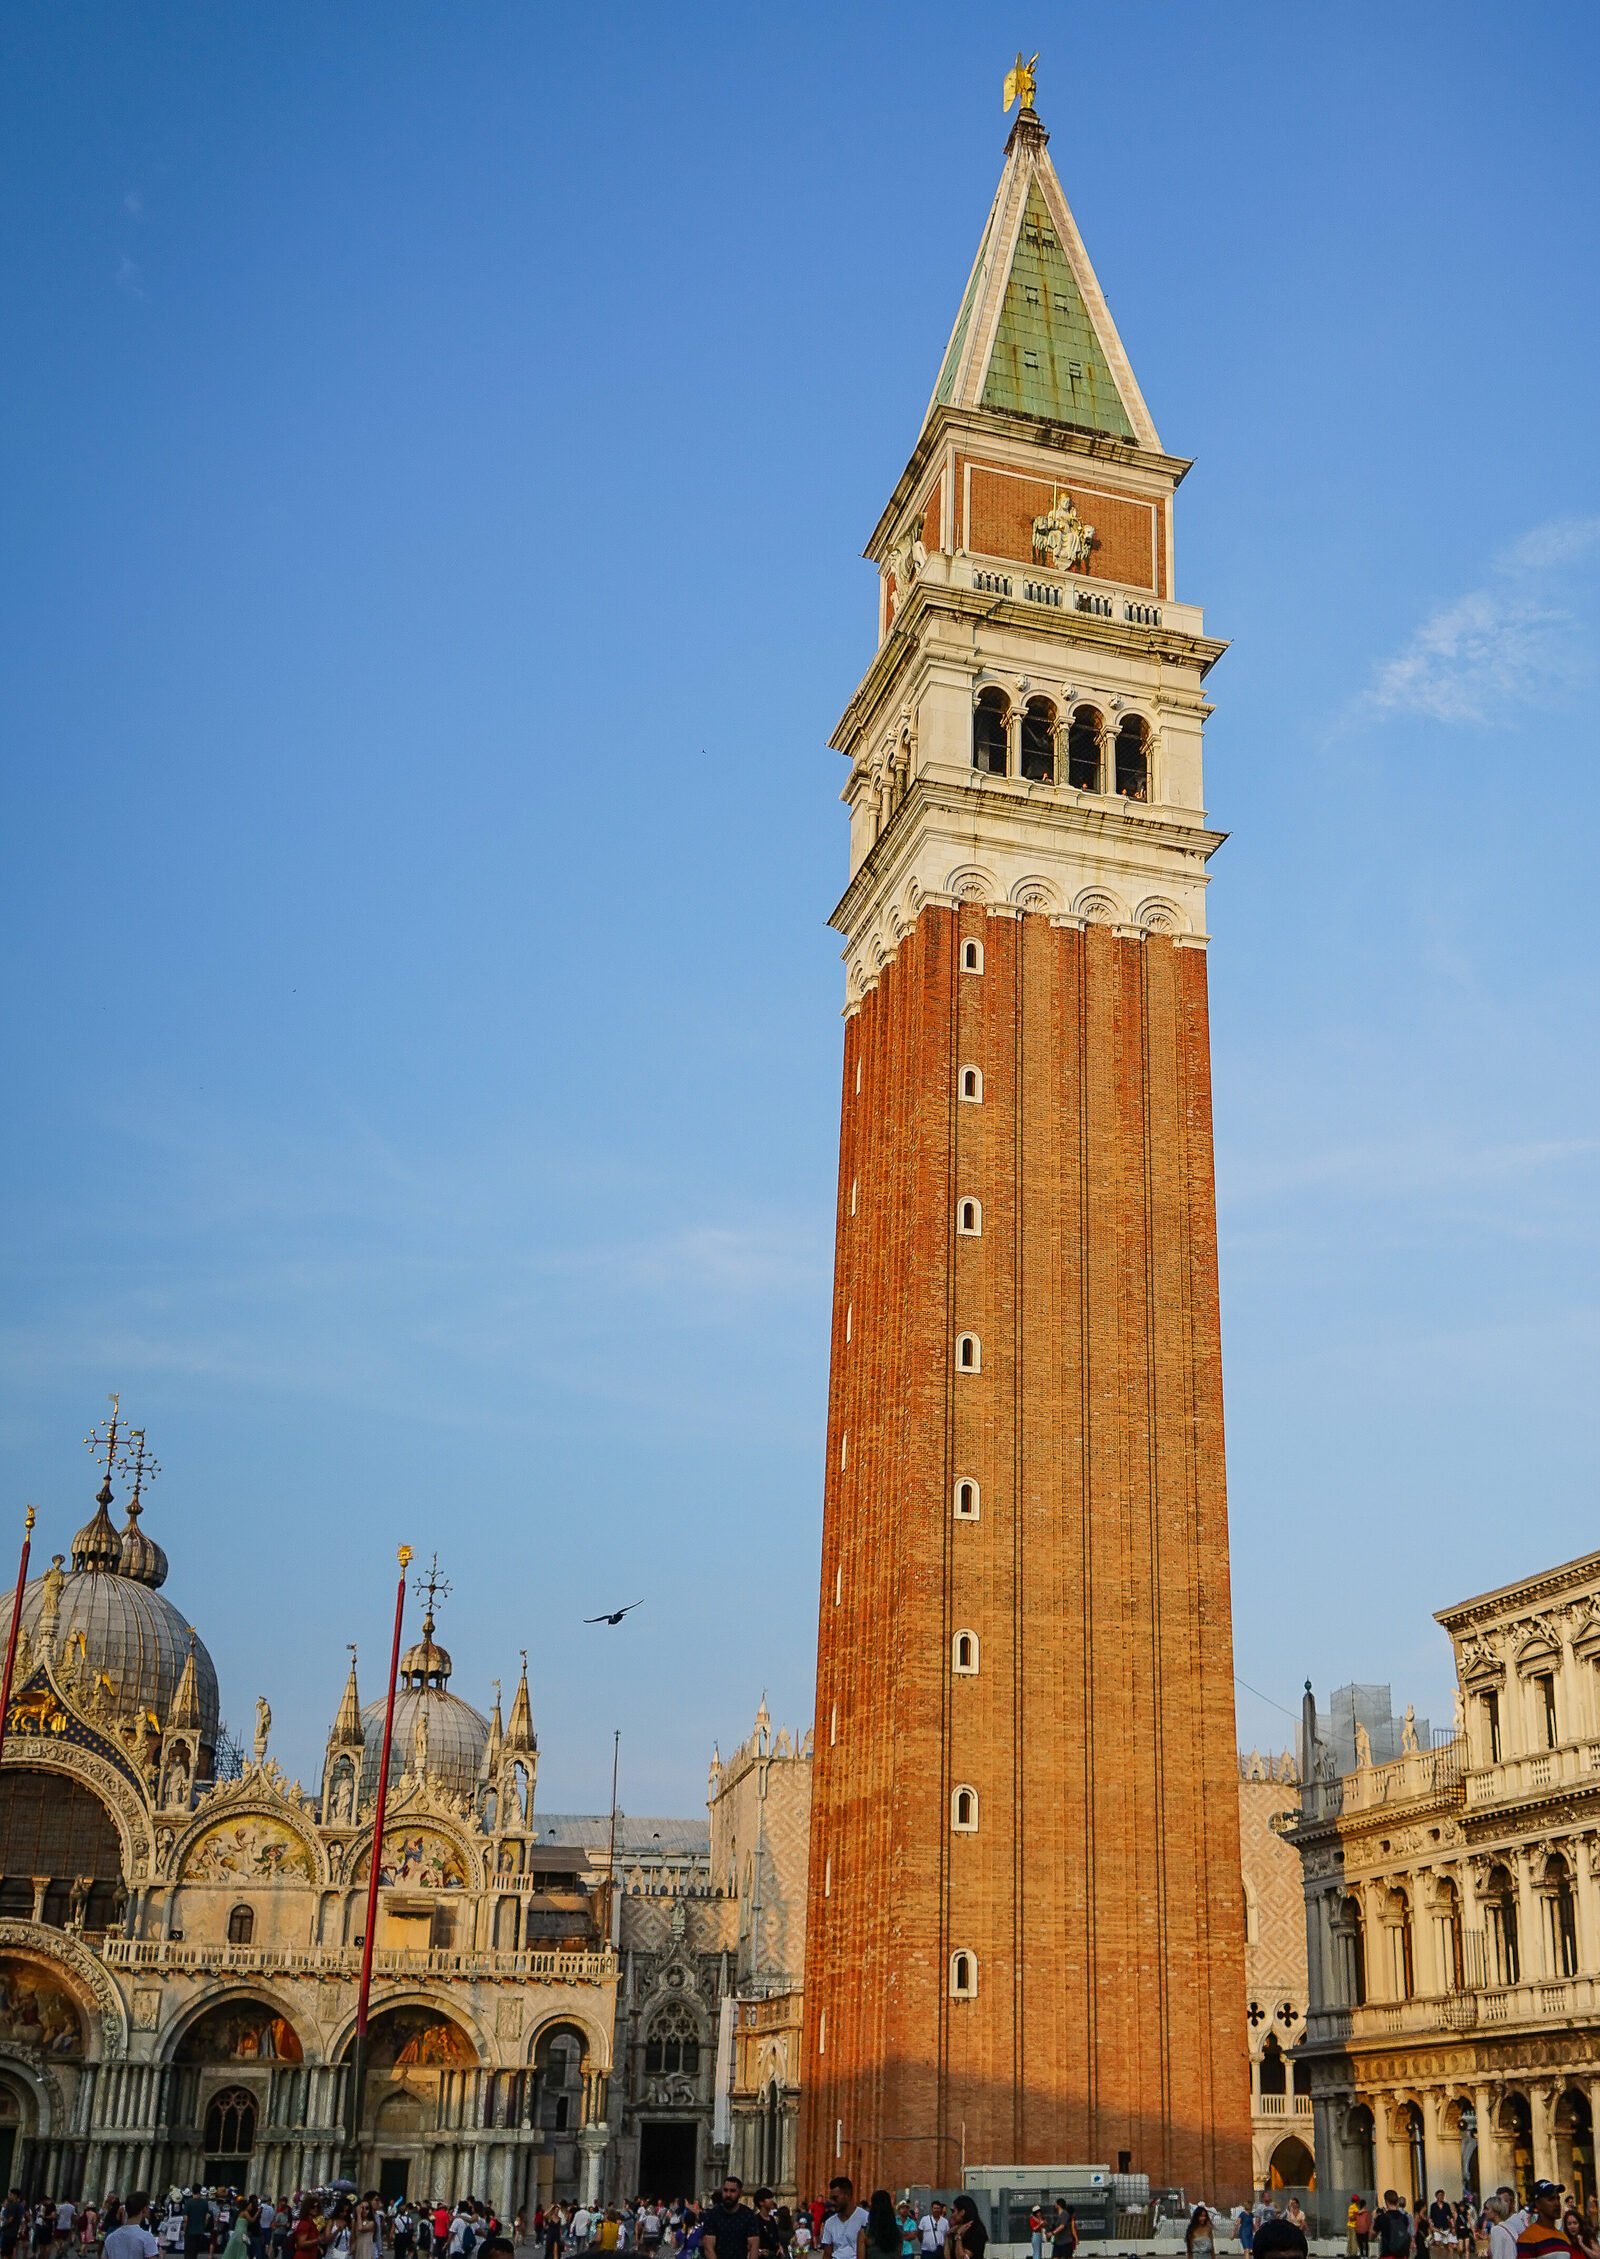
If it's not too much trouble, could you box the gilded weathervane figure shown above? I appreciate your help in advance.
[1003,51,1039,114]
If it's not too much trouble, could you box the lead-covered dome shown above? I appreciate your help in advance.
[359,1611,487,1802]
[0,1538,219,1753]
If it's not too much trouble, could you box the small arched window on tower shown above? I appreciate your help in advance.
[227,1903,254,1947]
[953,1478,980,1521]
[1068,705,1103,792]
[955,1332,982,1372]
[960,938,984,974]
[959,1066,983,1102]
[1115,714,1150,802]
[1020,697,1056,783]
[952,1629,979,1675]
[952,1785,979,1833]
[972,688,1009,776]
[957,1198,982,1236]
[949,1950,978,1999]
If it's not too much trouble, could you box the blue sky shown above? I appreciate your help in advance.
[2,3,1596,1811]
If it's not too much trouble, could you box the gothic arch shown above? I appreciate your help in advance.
[525,2007,613,2076]
[161,1985,308,2066]
[0,2050,68,2141]
[347,1814,477,1892]
[0,1920,127,2057]
[0,1746,152,1884]
[171,1796,324,1889]
[327,1990,491,2068]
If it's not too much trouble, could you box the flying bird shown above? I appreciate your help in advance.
[585,1600,645,1626]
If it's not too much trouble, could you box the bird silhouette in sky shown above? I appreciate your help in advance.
[584,1599,645,1626]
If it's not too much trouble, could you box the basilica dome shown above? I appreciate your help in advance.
[359,1612,488,1803]
[0,1490,219,1752]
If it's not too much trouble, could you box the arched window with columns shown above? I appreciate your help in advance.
[972,689,1008,777]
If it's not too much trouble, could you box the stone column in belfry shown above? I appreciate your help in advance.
[799,85,1252,2201]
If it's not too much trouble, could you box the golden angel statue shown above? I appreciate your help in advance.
[1003,52,1039,114]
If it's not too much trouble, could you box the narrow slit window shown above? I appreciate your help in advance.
[961,938,984,974]
[956,1332,982,1371]
[952,1629,979,1675]
[950,1950,978,1998]
[952,1786,978,1832]
[953,1478,980,1521]
[957,1198,981,1236]
[959,1066,983,1102]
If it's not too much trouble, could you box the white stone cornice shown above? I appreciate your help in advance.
[832,773,1221,1003]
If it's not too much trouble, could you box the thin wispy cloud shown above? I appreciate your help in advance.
[1222,1132,1600,1206]
[114,253,146,299]
[1367,515,1600,724]
[121,189,144,220]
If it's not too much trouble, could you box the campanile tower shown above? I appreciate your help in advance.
[800,79,1250,2197]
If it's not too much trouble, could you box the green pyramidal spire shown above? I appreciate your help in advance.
[925,105,1157,451]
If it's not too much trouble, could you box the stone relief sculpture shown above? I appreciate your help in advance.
[1031,490,1094,571]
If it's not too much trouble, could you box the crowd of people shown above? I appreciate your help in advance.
[1175,2182,1600,2259]
[10,2176,1600,2259]
[0,2191,516,2259]
[0,2181,970,2259]
[1337,2185,1600,2259]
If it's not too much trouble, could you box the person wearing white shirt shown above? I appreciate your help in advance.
[106,2200,161,2259]
[918,2211,949,2259]
[819,2185,868,2259]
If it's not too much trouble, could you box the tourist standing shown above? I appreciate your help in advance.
[946,2203,985,2259]
[701,2183,760,2259]
[1049,2207,1077,2259]
[1186,2211,1217,2259]
[104,2201,160,2259]
[819,2189,866,2259]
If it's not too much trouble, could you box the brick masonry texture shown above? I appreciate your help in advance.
[800,905,1250,2197]
[956,457,1166,594]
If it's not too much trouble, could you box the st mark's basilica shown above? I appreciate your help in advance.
[0,1406,811,2211]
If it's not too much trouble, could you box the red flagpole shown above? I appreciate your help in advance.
[346,1541,412,2166]
[0,1509,37,1766]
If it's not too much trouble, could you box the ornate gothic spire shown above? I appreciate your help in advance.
[168,1630,203,1732]
[330,1646,363,1746]
[482,1679,504,1778]
[505,1651,535,1752]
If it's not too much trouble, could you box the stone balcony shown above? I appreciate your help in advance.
[1306,1974,1599,2047]
[1464,1739,1600,1807]
[1298,1737,1466,1825]
[103,1936,616,1983]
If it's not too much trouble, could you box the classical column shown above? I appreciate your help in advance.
[1529,2083,1560,2184]
[1472,2087,1507,2195]
[1570,1836,1599,1971]
[578,2127,606,2207]
[1372,2097,1409,2202]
